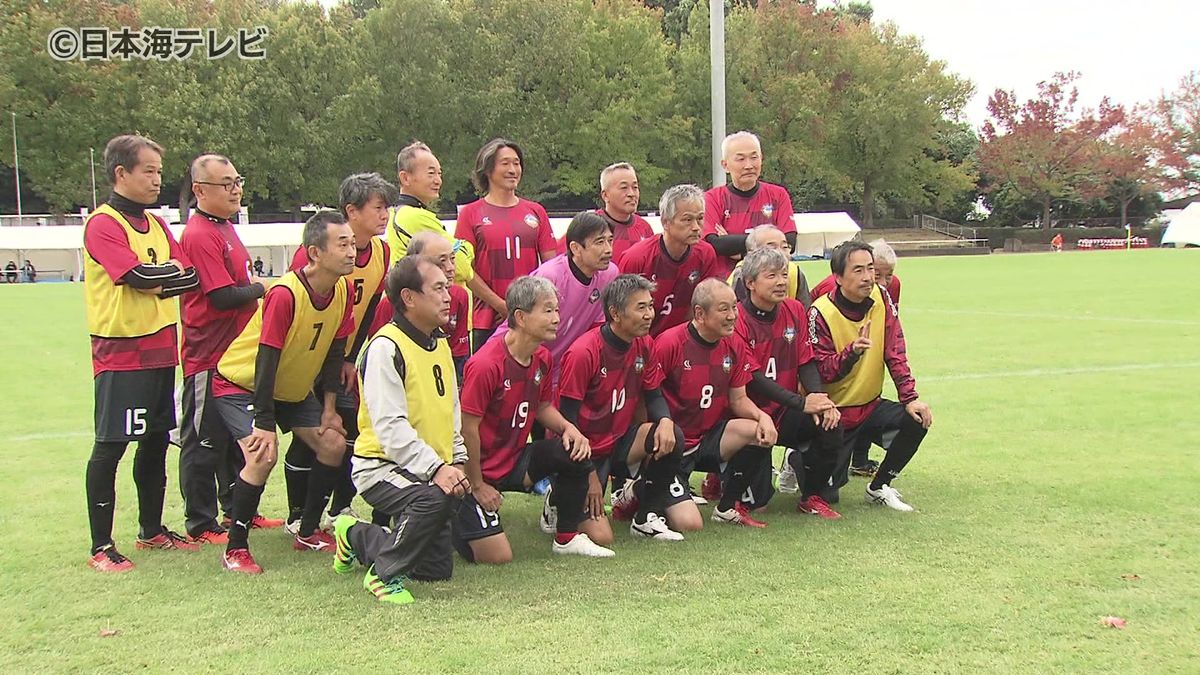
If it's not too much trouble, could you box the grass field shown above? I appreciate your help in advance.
[1,249,1198,673]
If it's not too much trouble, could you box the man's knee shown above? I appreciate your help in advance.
[468,536,513,565]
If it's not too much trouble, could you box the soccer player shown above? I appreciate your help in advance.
[331,255,470,604]
[558,274,702,539]
[490,210,620,389]
[459,276,615,563]
[703,131,798,278]
[653,278,778,527]
[284,173,394,534]
[555,162,655,257]
[728,224,812,307]
[213,210,356,573]
[386,141,475,284]
[83,134,200,572]
[731,248,843,518]
[616,184,718,337]
[455,138,557,350]
[177,153,272,544]
[809,240,932,512]
[403,231,471,382]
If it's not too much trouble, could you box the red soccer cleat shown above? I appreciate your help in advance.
[88,545,134,573]
[187,528,229,545]
[222,548,263,575]
[701,472,723,502]
[136,529,201,551]
[711,501,768,528]
[797,495,842,520]
[293,530,335,553]
[221,514,285,530]
[610,485,639,522]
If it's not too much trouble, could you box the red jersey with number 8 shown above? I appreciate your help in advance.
[652,322,753,448]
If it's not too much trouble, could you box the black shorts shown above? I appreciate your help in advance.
[94,368,176,442]
[215,392,322,440]
[451,443,538,543]
[679,420,729,477]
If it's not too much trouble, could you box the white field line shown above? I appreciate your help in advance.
[908,308,1200,327]
[923,361,1200,383]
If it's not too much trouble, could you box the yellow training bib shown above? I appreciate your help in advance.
[813,284,886,407]
[83,204,178,338]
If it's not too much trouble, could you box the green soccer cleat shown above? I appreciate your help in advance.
[331,514,359,575]
[363,565,414,605]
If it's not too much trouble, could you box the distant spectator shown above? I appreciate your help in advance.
[4,260,15,283]
[253,256,265,276]
[1051,233,1063,252]
[22,260,36,283]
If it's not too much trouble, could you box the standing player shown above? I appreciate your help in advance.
[213,211,355,573]
[728,224,812,307]
[83,134,200,571]
[809,241,932,511]
[455,138,557,350]
[555,162,654,257]
[704,131,798,278]
[490,210,619,389]
[558,274,702,539]
[617,184,718,337]
[653,279,778,527]
[731,248,843,518]
[459,277,615,563]
[177,153,272,545]
[386,141,475,284]
[331,256,470,604]
[284,173,394,534]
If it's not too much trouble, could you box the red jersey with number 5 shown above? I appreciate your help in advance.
[652,322,753,447]
[616,235,718,337]
[732,298,813,423]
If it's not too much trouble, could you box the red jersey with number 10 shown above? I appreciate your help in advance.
[617,235,718,337]
[732,298,813,423]
[652,322,754,448]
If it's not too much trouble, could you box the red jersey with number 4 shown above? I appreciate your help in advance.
[557,326,664,456]
[732,298,813,423]
[460,337,554,483]
[652,322,754,448]
[180,212,256,377]
[455,198,556,331]
[616,235,718,337]
[703,182,796,277]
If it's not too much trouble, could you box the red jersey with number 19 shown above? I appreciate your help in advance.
[732,297,813,423]
[652,322,754,448]
[616,235,718,337]
[460,337,554,483]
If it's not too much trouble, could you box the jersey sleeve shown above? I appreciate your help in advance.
[186,229,237,294]
[259,285,296,349]
[335,279,356,339]
[453,205,476,247]
[84,215,142,281]
[640,340,666,390]
[556,342,596,401]
[730,340,755,388]
[158,216,189,264]
[537,350,554,404]
[698,242,719,281]
[702,189,724,237]
[772,185,796,233]
[460,355,498,417]
[289,245,306,272]
[533,204,556,256]
[730,318,763,371]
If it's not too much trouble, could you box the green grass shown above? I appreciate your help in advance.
[2,250,1199,673]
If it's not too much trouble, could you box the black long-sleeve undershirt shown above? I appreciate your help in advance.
[156,268,200,298]
[706,234,748,257]
[252,345,282,431]
[748,371,807,411]
[209,282,265,310]
[119,263,192,289]
[321,338,348,393]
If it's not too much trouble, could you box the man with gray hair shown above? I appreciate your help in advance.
[704,131,798,279]
[595,162,655,259]
[616,184,718,337]
[457,276,615,563]
[728,224,813,307]
[387,141,475,285]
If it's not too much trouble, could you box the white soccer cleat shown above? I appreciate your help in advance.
[552,532,615,558]
[777,449,799,494]
[539,487,557,535]
[865,484,915,512]
[690,492,708,506]
[321,506,361,533]
[630,512,685,541]
[283,518,301,536]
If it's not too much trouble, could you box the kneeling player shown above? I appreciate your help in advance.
[459,276,615,562]
[558,274,701,541]
[654,279,778,527]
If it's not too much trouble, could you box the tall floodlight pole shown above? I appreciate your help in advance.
[709,0,726,189]
[11,112,22,220]
[89,147,98,209]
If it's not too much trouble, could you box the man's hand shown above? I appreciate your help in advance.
[318,407,346,438]
[818,406,841,431]
[472,482,503,513]
[650,419,676,459]
[852,320,873,355]
[340,361,358,394]
[755,414,778,447]
[166,259,186,273]
[432,464,470,497]
[714,223,728,236]
[249,274,268,287]
[803,393,836,415]
[244,427,278,461]
[561,424,591,461]
[906,400,933,429]
[586,471,605,520]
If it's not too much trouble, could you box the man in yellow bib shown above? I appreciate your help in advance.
[212,211,357,573]
[809,240,933,512]
[728,224,812,307]
[386,141,474,284]
[83,134,200,572]
[330,255,469,604]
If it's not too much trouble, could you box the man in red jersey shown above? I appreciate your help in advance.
[653,279,778,528]
[616,184,718,337]
[556,162,655,257]
[703,131,797,278]
[177,154,273,545]
[731,248,843,518]
[83,134,201,572]
[459,276,615,563]
[809,241,932,512]
[558,274,702,541]
[455,138,557,351]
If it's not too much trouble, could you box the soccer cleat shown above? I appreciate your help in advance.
[136,529,201,551]
[363,565,414,605]
[88,545,134,573]
[552,532,615,558]
[850,459,880,477]
[630,513,684,541]
[689,491,708,506]
[866,484,915,512]
[777,450,799,494]
[532,476,552,495]
[711,502,768,528]
[331,514,359,575]
[610,484,639,522]
[539,486,558,535]
[293,530,335,552]
[797,495,842,520]
[701,472,723,502]
[283,518,301,536]
[222,514,285,530]
[187,527,229,545]
[321,506,361,533]
[222,548,263,575]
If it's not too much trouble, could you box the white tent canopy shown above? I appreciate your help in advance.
[791,212,861,257]
[1161,202,1200,247]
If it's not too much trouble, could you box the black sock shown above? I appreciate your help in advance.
[86,440,127,553]
[327,449,356,516]
[226,477,265,552]
[284,439,313,523]
[717,445,770,511]
[371,508,392,527]
[870,417,927,491]
[299,460,341,537]
[132,433,169,539]
[636,434,682,521]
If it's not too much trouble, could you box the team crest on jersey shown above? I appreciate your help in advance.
[588,288,601,303]
[721,355,732,373]
[634,356,645,373]
[533,368,543,385]
[784,326,796,343]
[762,203,774,218]
[749,339,756,349]
[688,271,700,284]
[524,214,539,229]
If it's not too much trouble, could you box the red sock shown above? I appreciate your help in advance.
[554,532,577,545]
